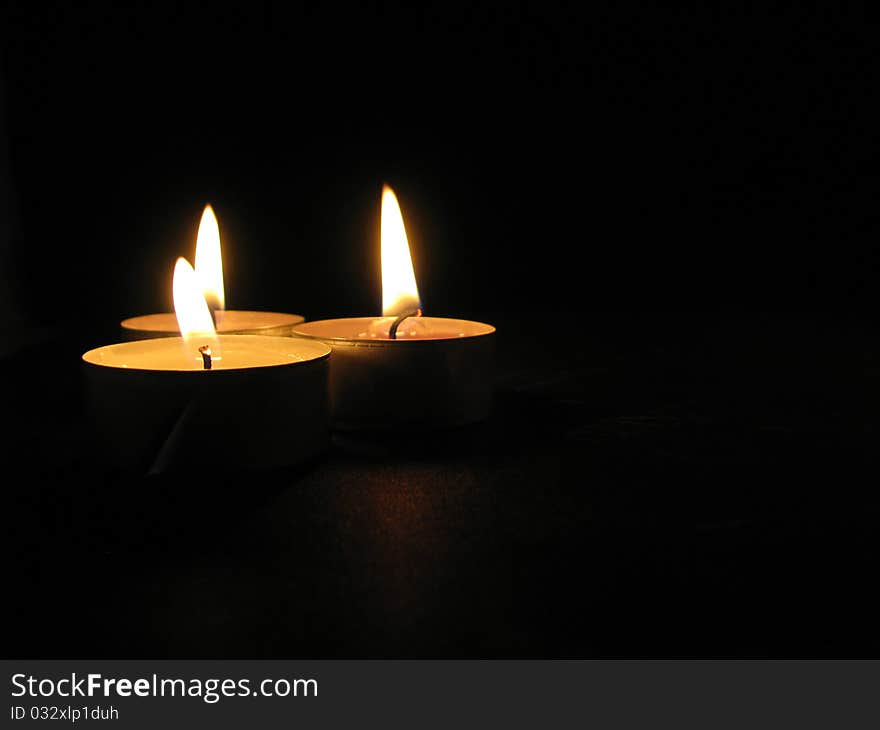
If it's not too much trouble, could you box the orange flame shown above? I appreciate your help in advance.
[381,185,421,316]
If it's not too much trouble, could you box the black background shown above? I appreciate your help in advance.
[3,3,877,323]
[3,3,880,658]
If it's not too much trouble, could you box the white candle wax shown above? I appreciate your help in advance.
[85,333,324,370]
[299,316,493,341]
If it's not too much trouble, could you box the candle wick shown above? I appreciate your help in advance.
[199,345,213,370]
[388,308,422,340]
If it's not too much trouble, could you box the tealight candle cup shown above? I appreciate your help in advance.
[120,311,305,340]
[82,334,331,472]
[292,317,495,431]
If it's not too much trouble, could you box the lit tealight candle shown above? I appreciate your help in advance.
[83,259,330,472]
[293,185,495,431]
[121,204,305,339]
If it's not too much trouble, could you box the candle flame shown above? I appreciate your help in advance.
[195,204,225,313]
[173,257,216,339]
[381,185,421,316]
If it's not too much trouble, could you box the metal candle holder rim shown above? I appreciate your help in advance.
[120,311,306,334]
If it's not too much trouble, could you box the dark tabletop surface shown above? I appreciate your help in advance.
[5,312,880,658]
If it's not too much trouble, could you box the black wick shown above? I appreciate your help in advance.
[199,345,213,370]
[388,308,422,339]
